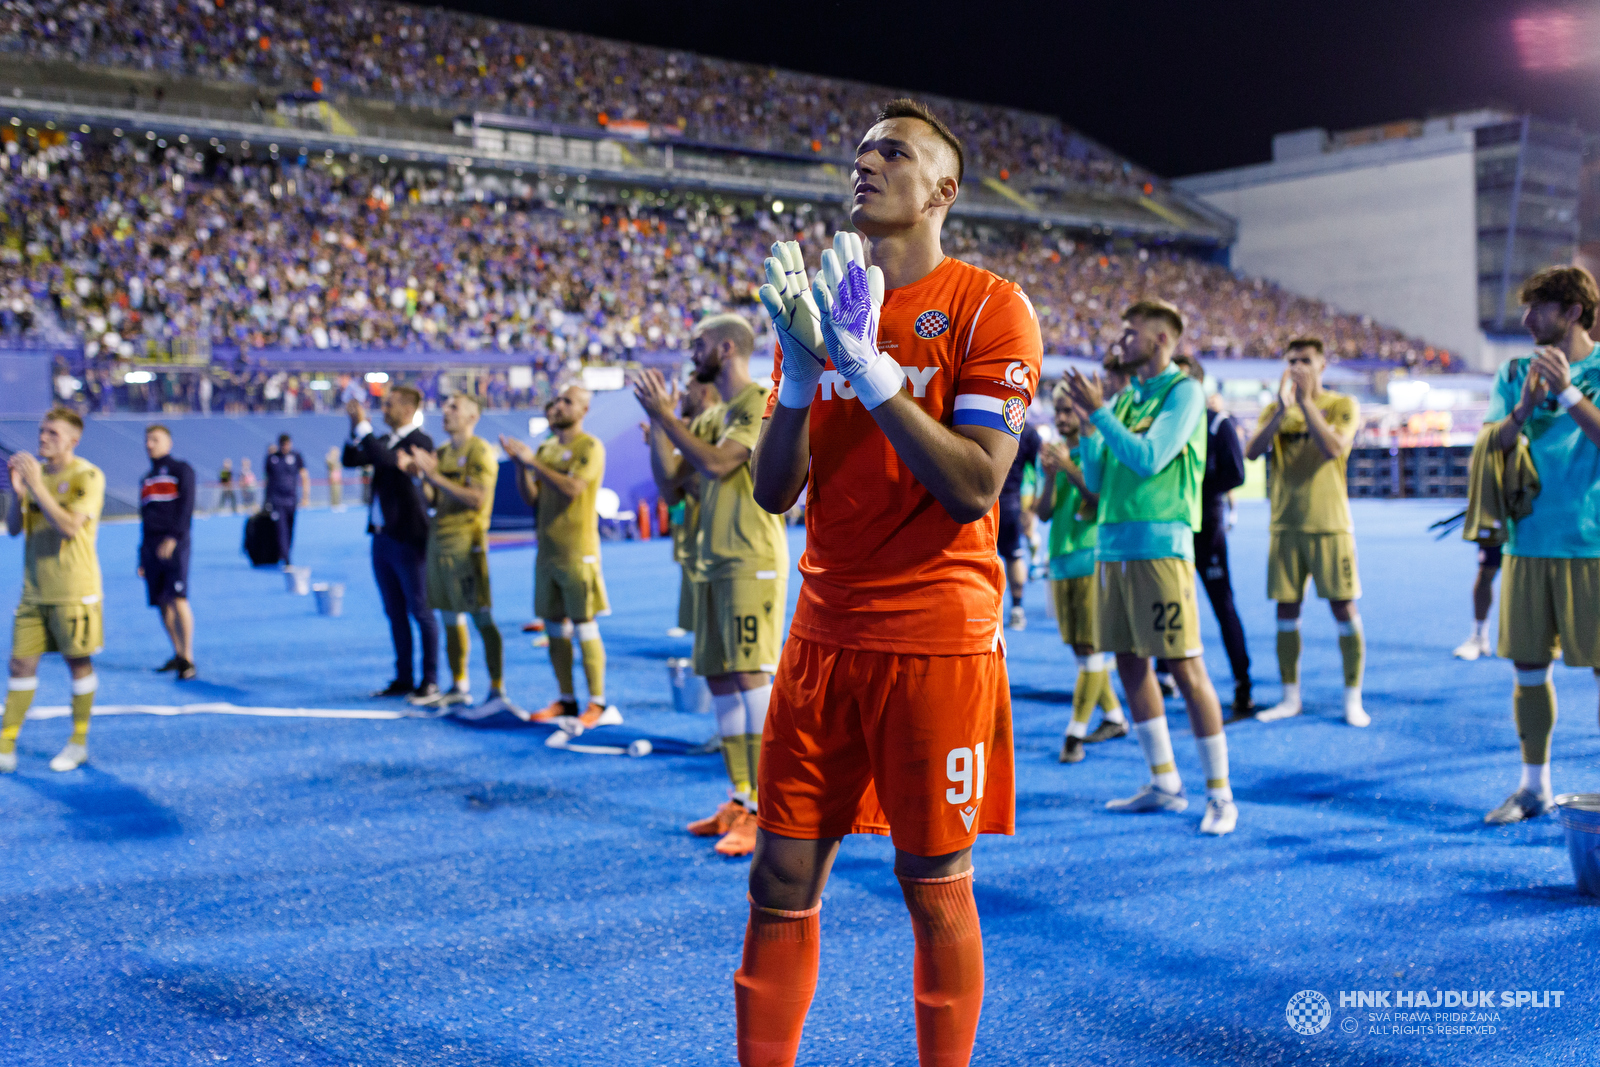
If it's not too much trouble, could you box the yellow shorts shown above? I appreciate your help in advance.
[1097,559,1201,660]
[13,600,103,659]
[535,555,609,621]
[1051,576,1098,649]
[426,538,491,613]
[1499,555,1600,667]
[692,575,787,677]
[1268,530,1361,602]
[678,569,699,633]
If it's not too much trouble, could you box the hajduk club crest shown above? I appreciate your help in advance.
[915,310,950,339]
[1003,396,1028,434]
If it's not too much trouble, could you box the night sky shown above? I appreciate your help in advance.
[432,0,1598,177]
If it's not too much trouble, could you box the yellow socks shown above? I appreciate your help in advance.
[1068,655,1098,740]
[547,623,575,698]
[1513,666,1557,767]
[712,691,752,797]
[1338,618,1365,689]
[445,613,470,692]
[720,736,753,797]
[1,677,37,754]
[742,684,771,811]
[1276,618,1301,684]
[472,610,504,691]
[1068,653,1122,739]
[69,672,97,745]
[447,612,506,695]
[745,736,762,809]
[712,683,772,808]
[576,620,606,705]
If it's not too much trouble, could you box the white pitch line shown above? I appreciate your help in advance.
[25,703,407,721]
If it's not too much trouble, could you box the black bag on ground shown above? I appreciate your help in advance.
[244,509,281,566]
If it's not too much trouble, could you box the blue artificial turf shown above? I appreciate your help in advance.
[0,499,1595,1066]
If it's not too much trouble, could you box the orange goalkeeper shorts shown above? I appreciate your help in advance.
[757,634,1016,856]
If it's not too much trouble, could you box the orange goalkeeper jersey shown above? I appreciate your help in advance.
[766,255,1043,655]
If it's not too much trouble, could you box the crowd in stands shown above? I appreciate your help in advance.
[947,232,1442,365]
[2,132,1453,399]
[3,0,1147,189]
[54,360,543,415]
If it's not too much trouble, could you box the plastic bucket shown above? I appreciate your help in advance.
[1554,793,1600,897]
[285,566,312,595]
[312,582,345,617]
[667,657,711,715]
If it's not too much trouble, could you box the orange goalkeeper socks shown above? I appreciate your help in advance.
[899,870,985,1067]
[734,898,820,1067]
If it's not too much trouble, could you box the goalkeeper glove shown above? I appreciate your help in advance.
[757,240,828,410]
[815,231,902,410]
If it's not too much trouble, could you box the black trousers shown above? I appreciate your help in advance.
[371,531,438,688]
[270,504,296,564]
[1194,500,1251,689]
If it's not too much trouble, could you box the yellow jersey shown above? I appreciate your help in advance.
[22,456,105,605]
[431,435,498,546]
[696,382,788,582]
[534,432,604,566]
[674,403,725,570]
[1258,391,1359,533]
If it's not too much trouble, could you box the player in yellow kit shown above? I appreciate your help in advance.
[0,408,105,774]
[1246,337,1369,727]
[1036,382,1125,763]
[636,313,789,858]
[501,385,619,731]
[403,394,518,718]
[648,378,724,638]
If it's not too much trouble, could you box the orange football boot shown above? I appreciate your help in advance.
[687,799,744,837]
[714,809,758,857]
[577,701,622,729]
[530,699,578,723]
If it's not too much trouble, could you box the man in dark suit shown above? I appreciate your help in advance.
[344,386,439,701]
[263,433,310,565]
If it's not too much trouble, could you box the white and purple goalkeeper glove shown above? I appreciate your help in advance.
[757,240,828,410]
[814,231,901,410]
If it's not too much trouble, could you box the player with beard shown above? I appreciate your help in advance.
[1482,266,1600,823]
[742,98,1041,1067]
[1066,300,1236,835]
[500,385,619,730]
[636,314,787,858]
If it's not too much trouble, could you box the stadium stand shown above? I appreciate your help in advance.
[3,0,1151,187]
[2,132,1453,397]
